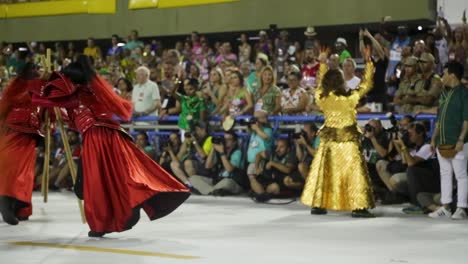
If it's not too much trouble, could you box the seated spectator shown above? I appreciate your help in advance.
[250,138,303,202]
[294,122,319,179]
[135,132,156,160]
[281,71,308,115]
[253,66,281,115]
[190,131,247,196]
[49,130,81,191]
[247,53,269,94]
[217,70,253,117]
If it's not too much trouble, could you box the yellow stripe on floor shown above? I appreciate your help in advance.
[7,241,200,260]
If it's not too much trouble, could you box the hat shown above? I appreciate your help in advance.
[259,30,267,36]
[403,56,418,66]
[256,52,269,63]
[335,37,347,46]
[279,30,289,37]
[304,26,317,36]
[419,52,435,63]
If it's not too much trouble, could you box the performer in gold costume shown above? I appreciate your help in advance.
[301,48,375,217]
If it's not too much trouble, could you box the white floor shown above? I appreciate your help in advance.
[1,192,467,264]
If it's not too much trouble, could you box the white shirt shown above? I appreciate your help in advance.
[345,76,361,92]
[410,143,434,160]
[132,80,160,115]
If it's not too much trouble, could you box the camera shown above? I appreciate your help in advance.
[212,135,225,145]
[364,124,374,133]
[400,130,413,148]
[291,130,307,140]
[239,117,257,127]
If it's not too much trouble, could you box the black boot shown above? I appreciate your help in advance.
[88,231,107,237]
[351,209,375,218]
[0,196,19,225]
[310,207,327,215]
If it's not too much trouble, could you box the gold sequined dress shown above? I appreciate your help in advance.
[301,62,375,211]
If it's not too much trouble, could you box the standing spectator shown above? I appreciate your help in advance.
[335,37,351,64]
[106,34,123,61]
[202,68,227,114]
[429,62,468,219]
[393,57,424,114]
[328,54,340,70]
[218,71,253,117]
[385,25,411,83]
[215,42,237,65]
[247,53,269,94]
[434,17,451,74]
[253,66,281,115]
[412,40,425,58]
[83,38,102,62]
[281,71,308,115]
[343,58,360,92]
[124,29,144,51]
[132,66,161,117]
[255,30,273,60]
[414,52,443,113]
[238,33,252,64]
[301,48,319,89]
[303,26,319,51]
[116,77,133,101]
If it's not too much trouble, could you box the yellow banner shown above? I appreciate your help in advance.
[129,0,239,10]
[128,0,159,10]
[0,0,116,19]
[158,0,239,8]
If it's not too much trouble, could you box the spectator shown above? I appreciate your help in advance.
[303,26,319,51]
[124,29,144,51]
[49,130,81,191]
[255,30,273,60]
[343,58,360,92]
[215,42,237,65]
[190,131,247,196]
[413,52,443,113]
[384,25,411,84]
[247,53,269,94]
[107,34,123,61]
[328,53,340,70]
[301,48,319,89]
[412,39,425,58]
[116,77,133,101]
[393,56,424,114]
[159,132,182,175]
[218,70,253,117]
[132,66,161,117]
[83,38,102,62]
[281,71,308,115]
[202,68,227,114]
[135,132,156,160]
[238,33,252,64]
[335,37,351,64]
[253,65,281,115]
[429,61,468,220]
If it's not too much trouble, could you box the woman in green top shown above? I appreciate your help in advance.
[172,78,207,136]
[254,65,281,115]
[247,53,269,94]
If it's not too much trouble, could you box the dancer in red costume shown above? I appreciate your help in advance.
[0,63,46,225]
[43,55,190,237]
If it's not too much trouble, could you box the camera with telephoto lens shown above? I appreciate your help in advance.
[291,130,307,140]
[239,117,258,127]
[212,135,225,145]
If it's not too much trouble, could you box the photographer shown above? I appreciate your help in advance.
[190,131,246,196]
[158,132,182,175]
[250,138,302,202]
[362,118,390,195]
[170,122,212,193]
[135,131,156,160]
[392,122,439,213]
[376,115,414,203]
[246,110,274,194]
[294,122,320,179]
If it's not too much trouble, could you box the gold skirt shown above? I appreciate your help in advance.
[301,126,375,211]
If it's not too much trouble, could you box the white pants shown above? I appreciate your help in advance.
[437,143,468,208]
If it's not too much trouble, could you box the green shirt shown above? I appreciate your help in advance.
[436,85,468,145]
[178,94,206,130]
[254,85,281,114]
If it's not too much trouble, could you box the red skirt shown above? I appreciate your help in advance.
[82,126,190,233]
[0,131,36,218]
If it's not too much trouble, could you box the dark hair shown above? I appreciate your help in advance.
[304,122,318,133]
[131,30,139,37]
[117,77,133,92]
[186,78,199,89]
[112,34,119,39]
[17,62,39,80]
[231,70,245,86]
[444,61,464,81]
[224,130,238,142]
[320,69,347,98]
[402,115,415,123]
[137,131,149,142]
[61,55,96,84]
[288,71,302,80]
[409,122,426,138]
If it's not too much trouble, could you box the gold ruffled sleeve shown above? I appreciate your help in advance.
[314,63,329,104]
[356,61,375,98]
